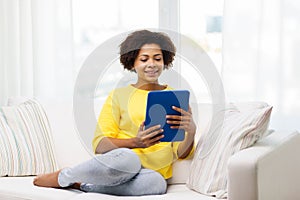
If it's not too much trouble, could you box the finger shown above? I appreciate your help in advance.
[170,123,189,129]
[172,106,190,115]
[144,124,161,134]
[169,120,190,127]
[166,113,190,119]
[139,121,145,131]
[166,110,190,120]
[166,114,182,120]
[146,129,164,139]
[166,114,191,121]
[166,120,181,125]
[170,125,187,129]
[167,120,190,127]
[149,134,164,145]
[188,106,192,114]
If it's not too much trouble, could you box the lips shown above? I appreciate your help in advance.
[144,70,158,76]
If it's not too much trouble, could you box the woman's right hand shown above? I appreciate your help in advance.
[134,122,164,148]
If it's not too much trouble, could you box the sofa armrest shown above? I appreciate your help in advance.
[228,131,300,200]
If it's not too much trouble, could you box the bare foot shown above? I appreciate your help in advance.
[33,169,62,188]
[71,182,81,190]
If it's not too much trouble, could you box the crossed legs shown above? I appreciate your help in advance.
[33,148,167,196]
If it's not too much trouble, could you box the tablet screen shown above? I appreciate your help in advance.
[144,90,190,142]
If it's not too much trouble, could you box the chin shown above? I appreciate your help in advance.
[146,78,159,83]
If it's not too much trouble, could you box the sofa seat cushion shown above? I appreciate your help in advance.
[0,176,83,200]
[70,185,216,200]
[0,176,214,200]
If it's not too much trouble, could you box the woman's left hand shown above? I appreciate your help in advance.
[166,106,196,135]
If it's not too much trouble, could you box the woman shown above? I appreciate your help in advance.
[33,30,196,196]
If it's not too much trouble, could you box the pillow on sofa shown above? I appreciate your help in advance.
[0,99,58,176]
[186,103,273,198]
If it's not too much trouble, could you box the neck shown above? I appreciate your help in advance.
[132,83,166,91]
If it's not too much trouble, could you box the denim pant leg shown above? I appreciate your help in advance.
[58,148,141,187]
[80,168,167,196]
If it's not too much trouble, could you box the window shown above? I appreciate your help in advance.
[179,0,224,103]
[72,0,160,114]
[72,0,224,110]
[72,0,159,74]
[180,0,223,72]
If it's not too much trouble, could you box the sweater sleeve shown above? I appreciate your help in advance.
[92,90,120,153]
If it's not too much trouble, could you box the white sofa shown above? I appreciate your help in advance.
[0,99,300,200]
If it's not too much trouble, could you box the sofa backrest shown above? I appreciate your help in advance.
[7,97,93,169]
[42,100,270,169]
[40,99,93,168]
[7,97,270,171]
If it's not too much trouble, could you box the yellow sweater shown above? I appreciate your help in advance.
[92,85,182,179]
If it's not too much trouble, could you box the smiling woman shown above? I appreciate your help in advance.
[118,30,176,90]
[33,29,196,196]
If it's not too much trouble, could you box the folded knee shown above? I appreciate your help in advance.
[137,170,167,195]
[111,148,141,173]
[146,172,167,195]
[96,148,141,175]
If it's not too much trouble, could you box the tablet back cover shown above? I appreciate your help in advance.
[144,90,190,142]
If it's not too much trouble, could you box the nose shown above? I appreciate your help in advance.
[147,59,155,67]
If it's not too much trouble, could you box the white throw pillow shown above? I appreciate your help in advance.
[0,99,58,176]
[186,103,273,198]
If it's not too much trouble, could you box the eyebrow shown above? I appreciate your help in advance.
[139,53,162,57]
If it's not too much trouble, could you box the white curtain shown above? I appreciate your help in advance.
[222,0,300,131]
[0,0,74,106]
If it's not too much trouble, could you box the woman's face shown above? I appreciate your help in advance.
[133,43,164,85]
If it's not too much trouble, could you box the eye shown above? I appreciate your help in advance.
[155,58,162,61]
[141,59,147,62]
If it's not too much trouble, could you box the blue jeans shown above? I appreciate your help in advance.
[58,148,167,196]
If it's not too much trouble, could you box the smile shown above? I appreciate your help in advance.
[144,70,159,76]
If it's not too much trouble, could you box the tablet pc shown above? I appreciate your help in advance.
[144,90,190,142]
